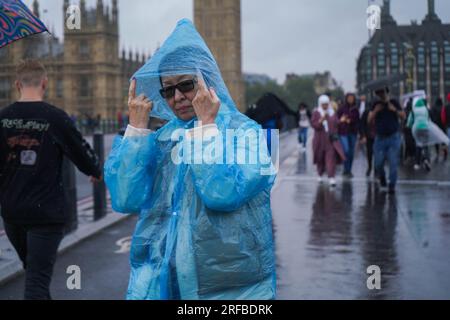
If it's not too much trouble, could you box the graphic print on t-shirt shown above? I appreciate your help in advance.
[1,118,50,169]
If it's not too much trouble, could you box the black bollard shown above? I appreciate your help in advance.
[62,157,78,233]
[93,132,107,220]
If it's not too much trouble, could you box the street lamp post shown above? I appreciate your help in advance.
[404,43,416,93]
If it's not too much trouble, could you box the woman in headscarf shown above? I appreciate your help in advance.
[311,95,346,187]
[104,19,276,300]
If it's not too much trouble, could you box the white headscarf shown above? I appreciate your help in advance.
[317,95,334,132]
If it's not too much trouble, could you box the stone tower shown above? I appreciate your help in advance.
[63,0,122,119]
[194,0,246,112]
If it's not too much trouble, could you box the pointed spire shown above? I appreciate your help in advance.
[112,0,118,21]
[105,4,110,21]
[32,0,40,18]
[96,0,105,28]
[428,0,436,15]
[423,0,441,23]
[97,0,104,16]
[80,0,86,13]
[381,0,396,27]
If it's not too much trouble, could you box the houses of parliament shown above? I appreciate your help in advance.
[0,0,245,119]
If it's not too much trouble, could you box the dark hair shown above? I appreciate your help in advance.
[298,102,308,110]
[345,93,357,105]
[375,87,390,95]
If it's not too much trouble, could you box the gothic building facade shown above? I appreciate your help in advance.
[0,0,145,119]
[1,0,246,117]
[357,0,450,103]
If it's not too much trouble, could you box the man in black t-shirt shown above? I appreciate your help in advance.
[0,60,102,300]
[368,86,406,194]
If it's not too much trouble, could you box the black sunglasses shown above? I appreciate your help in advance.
[159,78,198,99]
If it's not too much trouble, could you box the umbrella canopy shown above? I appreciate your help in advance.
[0,0,48,49]
[362,73,407,93]
[246,92,296,125]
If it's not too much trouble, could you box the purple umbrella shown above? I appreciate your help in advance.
[0,0,48,49]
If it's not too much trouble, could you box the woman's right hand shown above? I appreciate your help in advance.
[128,79,153,129]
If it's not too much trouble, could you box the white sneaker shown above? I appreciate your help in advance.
[329,178,337,187]
[414,164,420,170]
[318,176,324,183]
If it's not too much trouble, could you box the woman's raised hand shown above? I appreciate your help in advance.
[128,79,153,129]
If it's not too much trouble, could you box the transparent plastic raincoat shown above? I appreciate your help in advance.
[407,97,450,147]
[104,19,277,300]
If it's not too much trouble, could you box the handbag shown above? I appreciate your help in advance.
[329,133,339,142]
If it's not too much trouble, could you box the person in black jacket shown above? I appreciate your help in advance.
[0,60,102,300]
[430,97,448,161]
[359,106,376,177]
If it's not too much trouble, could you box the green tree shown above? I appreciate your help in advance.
[283,76,316,111]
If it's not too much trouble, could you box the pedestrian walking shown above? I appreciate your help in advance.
[297,102,311,151]
[0,60,102,300]
[368,86,406,194]
[430,97,448,161]
[359,106,376,177]
[311,95,346,187]
[337,93,360,178]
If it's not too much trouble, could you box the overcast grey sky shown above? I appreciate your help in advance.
[23,0,450,91]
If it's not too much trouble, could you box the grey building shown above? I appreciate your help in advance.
[357,0,450,103]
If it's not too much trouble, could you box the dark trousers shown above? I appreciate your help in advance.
[366,137,375,174]
[415,146,430,165]
[4,222,65,300]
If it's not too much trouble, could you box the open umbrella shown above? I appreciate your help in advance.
[246,93,295,125]
[0,0,48,49]
[362,73,407,93]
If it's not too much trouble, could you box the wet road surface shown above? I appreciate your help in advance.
[1,130,449,299]
[274,131,450,299]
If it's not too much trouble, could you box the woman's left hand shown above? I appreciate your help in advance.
[192,76,221,125]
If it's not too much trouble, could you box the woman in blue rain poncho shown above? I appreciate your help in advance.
[104,19,277,300]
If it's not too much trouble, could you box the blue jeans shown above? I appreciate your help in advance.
[298,127,308,148]
[374,132,401,187]
[339,134,357,174]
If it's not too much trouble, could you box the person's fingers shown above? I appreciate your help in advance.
[129,79,136,100]
[137,94,147,102]
[196,73,208,92]
[209,88,220,105]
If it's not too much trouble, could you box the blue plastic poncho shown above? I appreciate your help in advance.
[104,19,277,300]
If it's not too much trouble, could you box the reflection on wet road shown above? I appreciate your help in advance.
[273,131,450,299]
